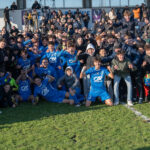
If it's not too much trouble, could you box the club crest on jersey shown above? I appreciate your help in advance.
[41,87,49,96]
[93,76,102,82]
[20,85,29,91]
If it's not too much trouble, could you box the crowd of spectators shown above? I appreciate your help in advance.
[0,2,150,114]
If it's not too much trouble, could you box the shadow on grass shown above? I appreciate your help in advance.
[135,147,150,150]
[0,101,108,125]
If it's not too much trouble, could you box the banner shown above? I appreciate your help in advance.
[92,9,102,23]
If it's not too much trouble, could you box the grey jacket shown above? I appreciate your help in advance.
[57,74,80,90]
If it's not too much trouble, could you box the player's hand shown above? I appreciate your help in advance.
[47,75,55,82]
[31,38,36,43]
[21,70,25,75]
[31,65,35,70]
[58,85,62,88]
[82,66,87,71]
[69,88,75,96]
[58,66,61,70]
[107,66,111,71]
[11,56,15,61]
[114,65,118,70]
[17,65,21,69]
[4,56,8,61]
[80,59,84,63]
[77,50,82,56]
[28,47,33,51]
[128,64,133,69]
[142,61,147,67]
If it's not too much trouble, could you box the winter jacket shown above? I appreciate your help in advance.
[111,57,136,77]
[122,43,140,65]
[57,72,80,90]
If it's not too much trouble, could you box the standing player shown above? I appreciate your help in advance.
[81,57,113,107]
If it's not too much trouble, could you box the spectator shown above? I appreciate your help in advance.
[133,5,140,20]
[10,2,17,10]
[109,8,117,21]
[23,11,29,29]
[4,7,11,31]
[83,12,90,28]
[32,9,38,32]
[32,0,41,9]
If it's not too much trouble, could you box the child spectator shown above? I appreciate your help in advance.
[142,44,150,102]
[57,66,83,105]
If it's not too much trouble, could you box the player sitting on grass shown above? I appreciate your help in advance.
[34,75,75,105]
[57,66,84,106]
[80,57,114,107]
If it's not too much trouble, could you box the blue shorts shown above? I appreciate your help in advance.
[49,91,66,103]
[87,90,110,102]
[20,94,30,101]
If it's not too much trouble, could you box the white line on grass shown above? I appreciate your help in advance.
[121,102,150,123]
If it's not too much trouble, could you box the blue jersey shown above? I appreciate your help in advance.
[38,65,57,79]
[34,78,66,103]
[18,79,31,100]
[0,73,9,86]
[17,57,32,70]
[59,50,79,67]
[86,67,110,91]
[27,51,41,64]
[59,50,80,77]
[34,66,41,77]
[39,45,48,56]
[42,50,61,68]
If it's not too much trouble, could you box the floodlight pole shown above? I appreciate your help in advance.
[44,0,46,6]
[101,0,103,7]
[109,0,111,7]
[63,0,65,8]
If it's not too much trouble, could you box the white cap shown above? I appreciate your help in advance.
[86,43,95,52]
[65,66,73,73]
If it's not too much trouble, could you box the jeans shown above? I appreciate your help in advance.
[114,75,132,103]
[105,79,113,100]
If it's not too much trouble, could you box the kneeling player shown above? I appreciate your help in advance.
[16,70,36,105]
[81,57,114,107]
[34,75,74,105]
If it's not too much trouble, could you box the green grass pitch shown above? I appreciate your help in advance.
[0,102,150,150]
